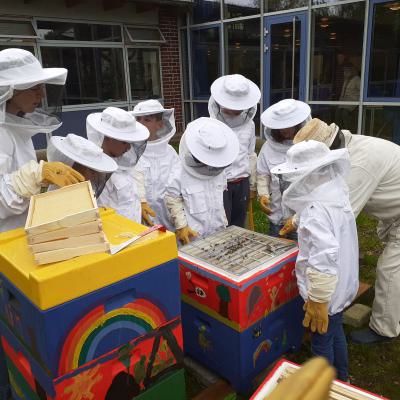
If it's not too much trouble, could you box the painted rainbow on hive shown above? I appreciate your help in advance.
[58,298,166,374]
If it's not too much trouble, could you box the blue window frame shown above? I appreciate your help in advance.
[263,12,307,109]
[364,0,400,101]
[191,24,222,100]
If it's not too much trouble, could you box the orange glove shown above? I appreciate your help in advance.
[259,195,272,215]
[176,226,198,245]
[42,162,84,187]
[141,202,156,226]
[303,300,329,334]
[268,357,335,400]
[279,216,297,237]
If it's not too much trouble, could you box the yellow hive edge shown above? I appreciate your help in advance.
[0,208,178,310]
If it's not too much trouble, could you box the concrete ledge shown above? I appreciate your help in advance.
[184,356,219,387]
[344,303,372,328]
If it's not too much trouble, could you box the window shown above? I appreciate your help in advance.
[180,29,190,99]
[366,1,400,99]
[225,19,260,88]
[125,26,165,44]
[193,0,221,24]
[310,3,365,101]
[36,20,122,42]
[40,47,126,105]
[128,48,161,100]
[224,0,260,19]
[311,104,359,133]
[193,102,209,118]
[192,26,220,99]
[0,20,37,38]
[265,0,307,13]
[363,106,400,143]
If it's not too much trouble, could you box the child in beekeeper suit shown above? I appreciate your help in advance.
[131,100,180,230]
[257,99,311,238]
[271,140,359,382]
[208,74,260,228]
[86,107,150,222]
[164,117,239,245]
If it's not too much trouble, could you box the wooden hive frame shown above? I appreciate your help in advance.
[25,181,99,236]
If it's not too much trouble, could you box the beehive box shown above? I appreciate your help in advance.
[2,317,185,399]
[250,359,389,400]
[0,209,180,380]
[179,226,300,332]
[178,226,304,393]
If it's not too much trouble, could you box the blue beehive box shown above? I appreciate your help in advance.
[0,209,181,382]
[178,226,305,393]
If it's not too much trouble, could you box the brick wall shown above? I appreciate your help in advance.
[159,6,184,135]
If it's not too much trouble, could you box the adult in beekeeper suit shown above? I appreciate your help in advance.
[257,99,311,238]
[0,48,84,234]
[292,118,400,344]
[0,48,83,400]
[208,74,260,228]
[131,100,180,230]
[86,107,149,223]
[165,117,239,245]
[271,140,358,382]
[47,133,117,197]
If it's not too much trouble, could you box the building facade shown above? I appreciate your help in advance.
[1,0,399,146]
[0,0,188,148]
[180,0,400,142]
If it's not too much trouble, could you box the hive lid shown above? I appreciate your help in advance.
[0,209,177,310]
[179,226,298,284]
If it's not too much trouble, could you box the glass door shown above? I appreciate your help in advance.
[263,12,307,108]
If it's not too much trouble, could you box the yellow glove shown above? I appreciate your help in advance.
[259,195,272,215]
[279,217,296,237]
[268,357,335,400]
[250,190,257,200]
[303,300,329,334]
[141,202,156,226]
[176,226,198,245]
[42,162,84,187]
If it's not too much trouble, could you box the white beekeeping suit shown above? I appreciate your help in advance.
[0,48,83,233]
[294,118,400,342]
[164,117,239,245]
[86,107,149,222]
[271,140,359,317]
[257,99,311,230]
[131,100,180,231]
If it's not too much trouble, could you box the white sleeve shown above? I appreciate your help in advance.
[299,206,339,302]
[256,146,271,197]
[132,167,146,202]
[347,165,378,218]
[0,155,37,220]
[249,153,257,192]
[164,166,187,229]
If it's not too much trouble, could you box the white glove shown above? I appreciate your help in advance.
[249,152,257,192]
[306,268,338,304]
[256,172,271,198]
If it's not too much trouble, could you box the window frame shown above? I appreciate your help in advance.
[124,25,166,44]
[363,0,400,102]
[0,18,38,39]
[124,45,164,103]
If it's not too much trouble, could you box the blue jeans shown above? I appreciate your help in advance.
[269,222,298,241]
[311,312,348,381]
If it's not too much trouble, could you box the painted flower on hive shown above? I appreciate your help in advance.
[63,364,102,400]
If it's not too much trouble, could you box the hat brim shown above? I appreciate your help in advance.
[261,101,311,129]
[131,107,174,117]
[51,136,118,173]
[271,148,349,177]
[86,113,149,142]
[211,78,261,110]
[185,119,240,168]
[12,68,68,90]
